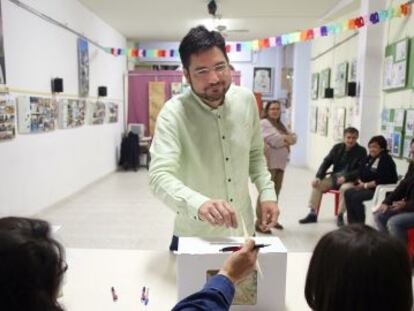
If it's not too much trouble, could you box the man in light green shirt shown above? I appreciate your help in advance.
[149,26,279,250]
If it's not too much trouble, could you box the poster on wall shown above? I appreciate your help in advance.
[335,62,348,98]
[88,101,106,125]
[149,81,165,136]
[383,39,408,91]
[349,59,357,82]
[319,68,331,98]
[310,106,318,133]
[106,102,118,123]
[58,99,86,129]
[17,96,57,134]
[311,73,319,100]
[253,67,273,97]
[0,96,15,141]
[0,2,6,84]
[333,108,346,141]
[317,107,329,136]
[78,38,89,97]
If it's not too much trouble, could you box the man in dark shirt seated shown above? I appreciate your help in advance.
[299,127,367,226]
[172,240,258,311]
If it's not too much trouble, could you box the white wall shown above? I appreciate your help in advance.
[0,0,127,216]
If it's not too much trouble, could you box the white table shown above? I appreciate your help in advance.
[61,249,311,310]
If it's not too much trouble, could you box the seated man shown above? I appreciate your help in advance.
[374,138,414,243]
[172,239,258,311]
[299,127,367,226]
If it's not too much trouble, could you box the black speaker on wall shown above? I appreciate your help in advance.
[98,86,107,97]
[347,82,357,97]
[324,88,334,98]
[51,78,63,93]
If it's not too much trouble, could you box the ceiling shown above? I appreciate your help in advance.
[78,0,360,41]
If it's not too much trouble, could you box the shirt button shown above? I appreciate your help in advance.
[218,115,221,119]
[222,136,225,139]
[226,157,229,161]
[193,216,197,220]
[230,198,233,202]
[228,178,231,182]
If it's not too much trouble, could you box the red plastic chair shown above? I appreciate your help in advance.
[316,189,340,216]
[407,228,414,257]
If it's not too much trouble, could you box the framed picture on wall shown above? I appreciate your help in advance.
[335,62,348,98]
[0,2,6,84]
[311,73,319,100]
[319,68,331,98]
[78,38,90,97]
[253,67,273,96]
[310,106,318,133]
[333,108,346,141]
[317,106,329,136]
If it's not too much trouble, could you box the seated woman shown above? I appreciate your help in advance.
[305,224,412,311]
[345,135,398,224]
[374,138,414,243]
[0,217,66,311]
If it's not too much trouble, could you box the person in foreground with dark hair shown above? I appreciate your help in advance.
[374,138,414,243]
[149,25,278,251]
[299,127,366,226]
[345,135,398,224]
[172,239,258,311]
[305,224,413,311]
[0,217,66,311]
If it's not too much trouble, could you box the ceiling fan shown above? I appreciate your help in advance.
[207,0,249,36]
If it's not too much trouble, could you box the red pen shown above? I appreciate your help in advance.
[219,244,270,252]
[111,286,118,302]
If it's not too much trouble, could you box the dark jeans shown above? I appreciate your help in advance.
[374,211,414,243]
[345,188,375,224]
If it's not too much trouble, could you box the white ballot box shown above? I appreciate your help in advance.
[176,237,287,310]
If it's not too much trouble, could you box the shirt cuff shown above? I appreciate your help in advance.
[186,192,210,220]
[205,274,235,303]
[259,188,277,202]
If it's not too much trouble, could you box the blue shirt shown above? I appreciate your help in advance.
[171,274,235,311]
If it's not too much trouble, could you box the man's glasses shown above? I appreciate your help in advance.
[193,63,228,78]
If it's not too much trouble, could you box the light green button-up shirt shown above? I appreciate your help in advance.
[149,84,276,237]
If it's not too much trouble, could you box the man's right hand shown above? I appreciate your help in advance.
[311,178,321,188]
[198,200,238,228]
[218,239,258,284]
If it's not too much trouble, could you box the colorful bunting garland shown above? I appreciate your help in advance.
[106,1,411,58]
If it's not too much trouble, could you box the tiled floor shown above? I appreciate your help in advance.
[37,165,376,251]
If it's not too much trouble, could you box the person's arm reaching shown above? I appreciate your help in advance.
[171,240,258,311]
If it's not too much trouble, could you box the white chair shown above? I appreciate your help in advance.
[366,183,398,212]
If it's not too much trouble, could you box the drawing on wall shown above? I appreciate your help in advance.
[78,38,89,97]
[207,270,257,305]
[405,110,414,136]
[310,106,318,133]
[0,2,6,84]
[88,101,106,125]
[319,68,331,98]
[311,73,319,100]
[317,107,329,136]
[17,96,57,134]
[349,59,357,82]
[383,39,408,91]
[335,62,348,98]
[106,102,118,123]
[381,108,406,157]
[392,132,402,155]
[403,137,412,158]
[253,67,273,96]
[149,81,165,136]
[0,96,15,141]
[58,99,86,129]
[346,106,354,127]
[171,82,183,96]
[333,108,346,141]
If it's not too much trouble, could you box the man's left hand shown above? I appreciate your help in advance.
[258,201,279,232]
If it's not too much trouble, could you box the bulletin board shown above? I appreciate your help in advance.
[381,108,406,157]
[383,38,410,91]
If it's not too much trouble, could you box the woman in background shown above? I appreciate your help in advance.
[256,100,296,233]
[345,135,398,224]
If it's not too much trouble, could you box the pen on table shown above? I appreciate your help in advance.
[219,243,271,252]
[111,286,118,302]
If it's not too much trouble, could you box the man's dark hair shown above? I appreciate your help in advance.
[179,25,228,70]
[368,135,388,151]
[343,127,359,136]
[0,217,65,311]
[305,224,412,311]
